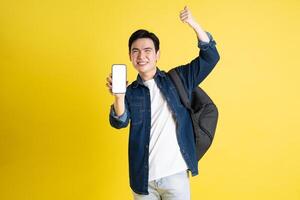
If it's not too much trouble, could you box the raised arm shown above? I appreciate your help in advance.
[180,6,210,43]
[175,6,220,94]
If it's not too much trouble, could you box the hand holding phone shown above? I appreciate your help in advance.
[112,64,127,94]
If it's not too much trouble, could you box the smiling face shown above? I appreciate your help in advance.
[129,38,160,80]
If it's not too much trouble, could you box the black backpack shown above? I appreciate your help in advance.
[168,69,218,161]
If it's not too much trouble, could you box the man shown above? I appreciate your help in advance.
[106,6,220,200]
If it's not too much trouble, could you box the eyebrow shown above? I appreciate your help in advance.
[131,47,153,51]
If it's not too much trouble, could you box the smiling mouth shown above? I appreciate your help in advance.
[137,62,148,66]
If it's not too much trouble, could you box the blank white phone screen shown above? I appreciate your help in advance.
[112,64,126,94]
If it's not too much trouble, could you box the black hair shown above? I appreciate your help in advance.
[128,29,160,53]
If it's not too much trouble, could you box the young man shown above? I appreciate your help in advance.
[106,6,220,200]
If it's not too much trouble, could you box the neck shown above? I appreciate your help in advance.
[140,67,157,81]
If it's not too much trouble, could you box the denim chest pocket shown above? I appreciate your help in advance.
[129,97,145,125]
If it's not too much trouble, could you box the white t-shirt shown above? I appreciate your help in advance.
[143,78,188,182]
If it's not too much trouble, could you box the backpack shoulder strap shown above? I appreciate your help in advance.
[168,69,192,110]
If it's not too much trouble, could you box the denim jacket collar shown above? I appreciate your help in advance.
[132,67,166,88]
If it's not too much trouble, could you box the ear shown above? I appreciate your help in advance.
[156,50,160,60]
[129,52,132,61]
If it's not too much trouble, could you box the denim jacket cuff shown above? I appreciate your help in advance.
[198,31,217,50]
[110,105,128,122]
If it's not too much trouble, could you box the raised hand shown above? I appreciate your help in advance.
[179,6,197,28]
[106,73,128,98]
[179,6,210,43]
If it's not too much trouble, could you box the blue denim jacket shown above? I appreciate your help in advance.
[109,32,220,195]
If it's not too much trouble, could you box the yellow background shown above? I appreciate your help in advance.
[1,0,299,199]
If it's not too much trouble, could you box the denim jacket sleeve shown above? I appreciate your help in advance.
[174,31,220,94]
[109,97,130,129]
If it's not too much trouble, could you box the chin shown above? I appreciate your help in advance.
[135,65,148,71]
[137,68,148,74]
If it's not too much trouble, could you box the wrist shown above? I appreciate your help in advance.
[114,95,125,102]
[188,20,199,29]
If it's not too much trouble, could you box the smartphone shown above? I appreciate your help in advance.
[112,64,127,94]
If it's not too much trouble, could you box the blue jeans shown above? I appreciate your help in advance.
[132,170,190,200]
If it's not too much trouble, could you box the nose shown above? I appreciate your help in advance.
[137,51,145,59]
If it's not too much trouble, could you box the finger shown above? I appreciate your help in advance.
[180,14,189,20]
[181,18,188,23]
[184,6,190,12]
[180,10,186,14]
[106,82,112,89]
[180,10,188,15]
[106,76,112,83]
[181,12,189,17]
[180,8,189,14]
[180,13,189,18]
[180,16,189,21]
[181,15,189,19]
